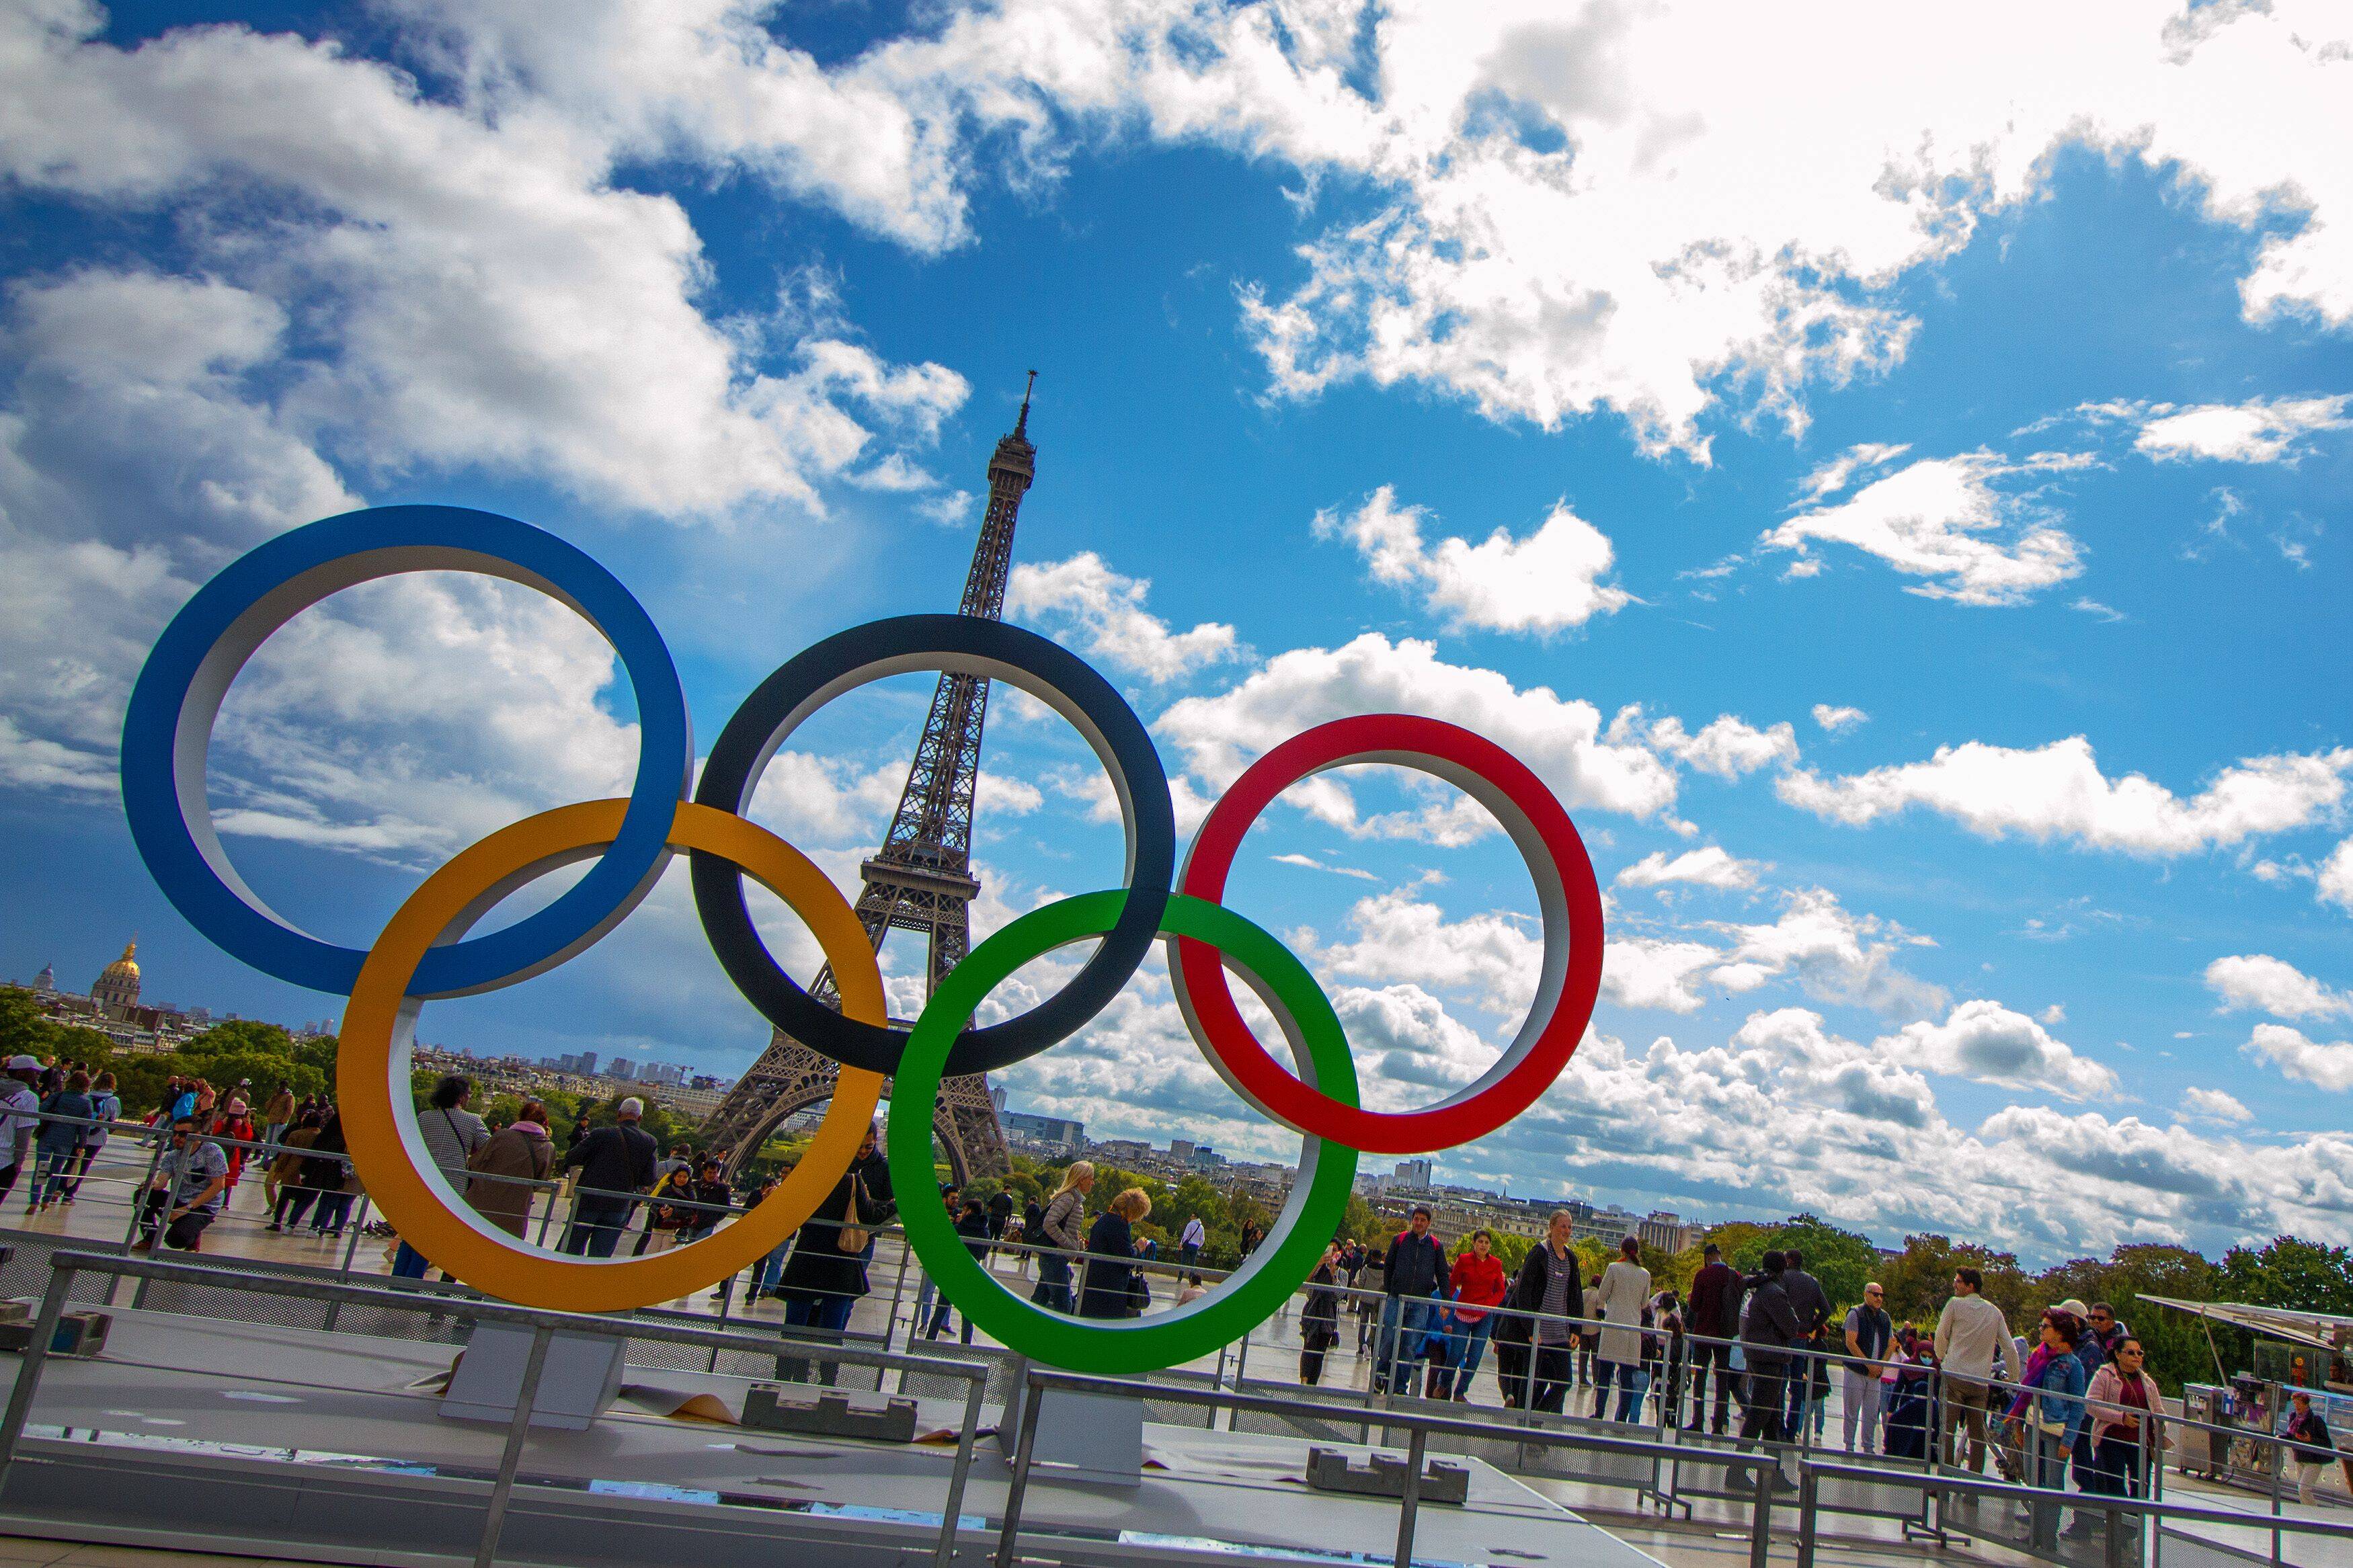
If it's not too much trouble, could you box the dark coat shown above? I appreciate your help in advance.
[776,1168,886,1307]
[1302,1264,1342,1350]
[1511,1241,1584,1344]
[1687,1258,1744,1339]
[1782,1268,1831,1337]
[1078,1210,1140,1319]
[1384,1229,1451,1298]
[563,1122,657,1198]
[1741,1273,1802,1368]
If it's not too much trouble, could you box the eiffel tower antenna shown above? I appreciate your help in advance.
[698,376,1040,1181]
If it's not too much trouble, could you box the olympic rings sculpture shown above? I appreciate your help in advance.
[123,505,1605,1367]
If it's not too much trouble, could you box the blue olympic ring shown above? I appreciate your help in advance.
[120,505,692,998]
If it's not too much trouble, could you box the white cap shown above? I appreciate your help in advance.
[617,1097,644,1119]
[4,1055,38,1072]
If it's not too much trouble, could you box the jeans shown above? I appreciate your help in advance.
[1740,1361,1789,1442]
[1688,1339,1735,1431]
[391,1241,432,1279]
[1181,1241,1200,1267]
[564,1196,633,1257]
[1373,1297,1437,1392]
[33,1149,78,1206]
[2084,1434,2145,1497]
[1031,1252,1073,1313]
[274,1188,319,1229]
[784,1294,854,1333]
[1531,1342,1576,1413]
[1430,1313,1495,1398]
[311,1191,356,1235]
[753,1239,790,1294]
[1595,1360,1650,1421]
[1843,1368,1886,1452]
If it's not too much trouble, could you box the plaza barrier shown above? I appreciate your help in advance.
[0,1247,994,1568]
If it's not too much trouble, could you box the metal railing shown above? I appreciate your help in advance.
[0,1247,993,1568]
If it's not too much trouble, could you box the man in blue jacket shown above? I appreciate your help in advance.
[1374,1205,1450,1395]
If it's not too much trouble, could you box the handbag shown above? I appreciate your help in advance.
[835,1173,872,1253]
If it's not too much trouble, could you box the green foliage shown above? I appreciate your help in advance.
[1877,1233,2033,1327]
[0,987,113,1063]
[2220,1237,2353,1316]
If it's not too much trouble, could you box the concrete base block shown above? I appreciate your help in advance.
[439,1321,625,1431]
[1002,1374,1144,1488]
[742,1385,920,1442]
[0,1301,112,1357]
[1304,1447,1470,1506]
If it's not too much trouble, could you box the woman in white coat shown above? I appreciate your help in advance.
[1593,1235,1654,1421]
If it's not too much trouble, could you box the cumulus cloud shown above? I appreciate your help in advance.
[1780,737,2353,856]
[2179,1087,2254,1124]
[2243,1023,2353,1092]
[1759,452,2084,606]
[2319,839,2353,912]
[2204,954,2352,1021]
[1615,845,1760,891]
[1878,999,2119,1100]
[1156,633,1680,842]
[1006,552,1238,683]
[1811,704,1868,734]
[1798,443,1911,501]
[2126,395,2353,463]
[1619,708,1800,780]
[1313,485,1630,634]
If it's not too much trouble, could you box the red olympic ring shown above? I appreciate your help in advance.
[1168,714,1604,1154]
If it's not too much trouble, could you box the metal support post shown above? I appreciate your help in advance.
[473,1323,554,1568]
[112,1134,168,1307]
[934,1366,987,1568]
[1796,1462,1821,1568]
[993,1377,1046,1568]
[1393,1425,1431,1568]
[2270,1433,2285,1568]
[1750,1444,1778,1568]
[0,1266,73,1497]
[884,1229,912,1354]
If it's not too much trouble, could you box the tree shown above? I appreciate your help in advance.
[1878,1233,2032,1328]
[1766,1214,1881,1311]
[2027,1243,2221,1392]
[2220,1237,2353,1317]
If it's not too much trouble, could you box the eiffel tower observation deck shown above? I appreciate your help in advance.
[695,378,1043,1182]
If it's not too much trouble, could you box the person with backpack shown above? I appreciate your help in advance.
[1031,1163,1093,1313]
[64,1070,119,1202]
[30,1069,94,1212]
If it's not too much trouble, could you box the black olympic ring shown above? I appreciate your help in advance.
[690,614,1175,1079]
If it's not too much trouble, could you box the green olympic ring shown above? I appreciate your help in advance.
[888,890,1359,1374]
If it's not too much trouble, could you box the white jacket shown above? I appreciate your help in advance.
[1597,1260,1652,1366]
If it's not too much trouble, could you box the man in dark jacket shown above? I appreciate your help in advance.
[1740,1250,1802,1442]
[1780,1247,1831,1438]
[1685,1242,1743,1434]
[560,1098,657,1257]
[1373,1205,1450,1395]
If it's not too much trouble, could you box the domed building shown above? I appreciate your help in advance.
[91,942,141,1014]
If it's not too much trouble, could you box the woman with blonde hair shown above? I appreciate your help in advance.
[1080,1186,1150,1319]
[1031,1160,1094,1313]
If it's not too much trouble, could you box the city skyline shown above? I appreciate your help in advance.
[1,2,2349,1267]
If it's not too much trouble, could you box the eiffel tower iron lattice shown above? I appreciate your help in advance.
[698,379,1041,1183]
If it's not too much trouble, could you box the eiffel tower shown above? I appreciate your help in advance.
[698,378,1039,1182]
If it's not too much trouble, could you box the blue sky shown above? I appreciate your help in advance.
[3,0,2350,1263]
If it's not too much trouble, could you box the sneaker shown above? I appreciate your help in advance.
[266,1221,282,1232]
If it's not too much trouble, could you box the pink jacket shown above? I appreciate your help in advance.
[2086,1364,2162,1442]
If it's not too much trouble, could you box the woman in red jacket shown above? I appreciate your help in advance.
[1430,1229,1510,1401]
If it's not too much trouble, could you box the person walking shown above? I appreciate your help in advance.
[1179,1212,1206,1268]
[1431,1229,1509,1402]
[774,1122,889,1334]
[1300,1245,1344,1386]
[1739,1251,1802,1442]
[301,1111,360,1236]
[1373,1206,1449,1395]
[2285,1392,2337,1505]
[2083,1337,2163,1500]
[1650,1288,1687,1426]
[561,1099,658,1257]
[260,1084,296,1157]
[397,1075,487,1278]
[927,1196,994,1342]
[1032,1162,1092,1313]
[1686,1241,1743,1435]
[1513,1210,1584,1413]
[1079,1188,1151,1319]
[1935,1267,2024,1473]
[986,1186,1014,1246]
[64,1070,119,1202]
[465,1100,555,1238]
[1842,1281,1895,1454]
[1594,1235,1654,1421]
[30,1069,94,1212]
[1780,1247,1831,1440]
[266,1110,326,1231]
[0,1056,42,1206]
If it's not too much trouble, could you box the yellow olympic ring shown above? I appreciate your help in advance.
[340,799,886,1312]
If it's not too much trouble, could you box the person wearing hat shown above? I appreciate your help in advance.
[0,1056,42,1206]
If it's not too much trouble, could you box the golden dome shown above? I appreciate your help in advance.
[102,942,139,981]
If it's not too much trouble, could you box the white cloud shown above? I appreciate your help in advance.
[1156,633,1681,842]
[2180,1087,2253,1124]
[1798,442,1911,501]
[1303,887,1542,1020]
[1811,704,1868,734]
[1708,887,1946,1016]
[1313,485,1630,634]
[1878,999,2119,1100]
[2243,1023,2353,1092]
[1005,552,1237,683]
[1780,736,2353,856]
[2318,839,2353,912]
[1601,938,1725,1014]
[1759,452,2083,606]
[1615,845,1760,892]
[2132,395,2352,464]
[1270,852,1378,881]
[2205,954,2352,1022]
[1626,708,1799,779]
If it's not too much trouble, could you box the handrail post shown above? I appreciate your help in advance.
[2270,1429,2284,1568]
[473,1322,554,1568]
[1393,1424,1431,1568]
[1750,1441,1777,1568]
[0,1263,75,1497]
[883,1225,912,1354]
[112,1133,169,1308]
[934,1363,986,1568]
[1796,1460,1821,1568]
[993,1375,1046,1568]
